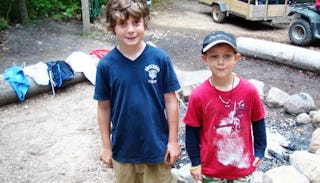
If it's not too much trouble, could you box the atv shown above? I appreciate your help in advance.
[288,3,320,46]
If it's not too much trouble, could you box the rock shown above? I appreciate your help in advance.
[309,128,320,153]
[283,93,315,115]
[253,171,272,183]
[290,150,320,183]
[248,79,265,99]
[265,165,309,183]
[296,113,312,125]
[175,69,211,88]
[309,111,317,119]
[171,163,194,183]
[265,87,289,108]
[311,110,320,127]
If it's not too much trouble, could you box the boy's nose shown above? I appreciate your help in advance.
[127,23,134,32]
[217,57,225,64]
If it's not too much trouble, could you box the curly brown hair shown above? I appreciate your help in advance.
[105,0,150,33]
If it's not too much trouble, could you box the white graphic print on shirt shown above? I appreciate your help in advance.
[215,100,250,168]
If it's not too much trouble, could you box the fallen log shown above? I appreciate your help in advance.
[237,37,320,74]
[0,72,86,106]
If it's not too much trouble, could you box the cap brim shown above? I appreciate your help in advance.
[202,40,237,53]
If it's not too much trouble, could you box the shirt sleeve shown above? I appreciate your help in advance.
[186,125,201,166]
[93,60,110,101]
[183,92,202,127]
[252,118,267,158]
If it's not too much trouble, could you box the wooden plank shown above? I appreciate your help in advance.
[247,5,266,20]
[228,0,249,16]
[267,5,287,17]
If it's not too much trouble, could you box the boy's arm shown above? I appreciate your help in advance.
[252,118,267,158]
[186,125,201,166]
[97,100,113,168]
[186,125,202,181]
[164,91,181,166]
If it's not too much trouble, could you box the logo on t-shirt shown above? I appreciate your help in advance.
[144,64,160,84]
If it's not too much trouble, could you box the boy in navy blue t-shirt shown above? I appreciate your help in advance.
[93,0,181,182]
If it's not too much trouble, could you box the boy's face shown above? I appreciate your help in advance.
[114,15,146,48]
[201,43,241,78]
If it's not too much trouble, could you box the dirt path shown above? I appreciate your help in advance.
[0,0,319,182]
[0,83,115,182]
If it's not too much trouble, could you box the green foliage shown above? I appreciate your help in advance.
[52,3,81,20]
[29,0,81,20]
[99,0,107,5]
[0,0,20,22]
[0,0,83,23]
[0,17,9,30]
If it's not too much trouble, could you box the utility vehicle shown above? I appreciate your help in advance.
[199,0,293,23]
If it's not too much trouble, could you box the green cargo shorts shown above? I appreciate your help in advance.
[112,159,177,183]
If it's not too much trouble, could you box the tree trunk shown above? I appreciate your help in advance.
[237,37,320,73]
[81,0,90,33]
[18,0,29,24]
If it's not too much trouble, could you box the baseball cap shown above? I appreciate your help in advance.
[201,31,237,54]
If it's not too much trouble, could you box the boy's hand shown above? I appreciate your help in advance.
[190,165,202,182]
[253,157,263,168]
[164,141,181,166]
[100,147,113,168]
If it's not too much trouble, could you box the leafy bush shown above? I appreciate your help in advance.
[0,0,20,22]
[51,3,82,20]
[0,0,83,23]
[29,0,81,20]
[99,0,107,5]
[0,17,9,30]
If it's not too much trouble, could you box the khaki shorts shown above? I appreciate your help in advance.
[203,173,254,183]
[112,159,177,183]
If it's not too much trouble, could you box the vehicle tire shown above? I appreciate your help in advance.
[288,18,313,46]
[212,5,226,23]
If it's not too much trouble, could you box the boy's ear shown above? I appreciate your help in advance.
[201,54,208,64]
[235,53,241,62]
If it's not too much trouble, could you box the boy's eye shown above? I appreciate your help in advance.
[223,54,233,59]
[209,55,218,59]
[119,21,126,26]
[134,19,142,25]
[208,54,233,60]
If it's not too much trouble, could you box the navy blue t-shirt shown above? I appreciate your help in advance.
[94,44,181,163]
